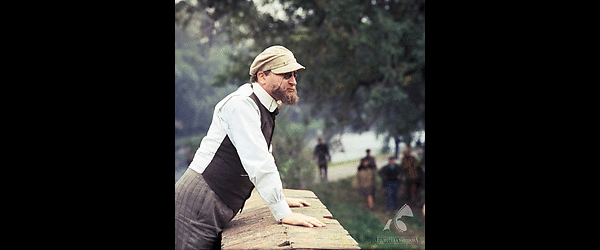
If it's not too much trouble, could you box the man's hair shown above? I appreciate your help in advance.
[250,70,271,83]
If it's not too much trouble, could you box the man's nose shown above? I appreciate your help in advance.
[289,76,297,86]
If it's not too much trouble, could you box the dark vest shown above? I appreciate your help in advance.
[201,92,278,213]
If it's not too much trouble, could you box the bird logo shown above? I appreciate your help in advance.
[383,204,413,232]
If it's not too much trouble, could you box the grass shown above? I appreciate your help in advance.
[309,176,425,249]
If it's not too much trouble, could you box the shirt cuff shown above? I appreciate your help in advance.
[268,199,292,221]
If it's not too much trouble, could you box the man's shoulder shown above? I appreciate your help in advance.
[224,83,253,101]
[216,84,258,112]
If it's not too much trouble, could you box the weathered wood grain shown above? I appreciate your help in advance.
[222,189,360,249]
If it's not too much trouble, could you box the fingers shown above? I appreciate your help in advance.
[287,198,311,207]
[294,200,305,207]
[310,218,326,227]
[302,221,313,228]
[301,219,322,228]
[281,213,326,228]
[299,199,311,207]
[302,216,325,228]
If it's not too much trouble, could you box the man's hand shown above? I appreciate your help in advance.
[280,212,326,228]
[285,197,311,207]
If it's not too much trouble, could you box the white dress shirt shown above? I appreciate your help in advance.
[189,82,290,221]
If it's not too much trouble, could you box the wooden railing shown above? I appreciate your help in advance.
[222,189,360,249]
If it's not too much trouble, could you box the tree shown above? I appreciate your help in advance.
[211,0,425,153]
[175,27,238,136]
[174,0,425,174]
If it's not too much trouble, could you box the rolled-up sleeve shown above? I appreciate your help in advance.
[219,96,291,221]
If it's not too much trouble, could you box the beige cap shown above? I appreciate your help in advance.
[249,45,305,76]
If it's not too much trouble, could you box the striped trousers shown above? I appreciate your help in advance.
[175,169,236,250]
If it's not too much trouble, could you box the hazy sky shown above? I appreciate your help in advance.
[175,0,288,21]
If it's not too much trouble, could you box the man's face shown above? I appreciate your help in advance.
[258,70,299,105]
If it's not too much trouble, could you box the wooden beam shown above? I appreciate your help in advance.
[222,189,360,249]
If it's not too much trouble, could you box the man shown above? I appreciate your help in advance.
[313,137,331,182]
[401,144,421,203]
[175,46,325,250]
[361,149,377,201]
[378,157,402,212]
[361,149,377,170]
[357,159,375,209]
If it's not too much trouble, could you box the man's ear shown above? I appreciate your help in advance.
[256,71,268,85]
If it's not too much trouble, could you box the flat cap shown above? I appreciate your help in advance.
[249,45,305,76]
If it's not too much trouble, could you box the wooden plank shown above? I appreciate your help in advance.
[222,189,360,249]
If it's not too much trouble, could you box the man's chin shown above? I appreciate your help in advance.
[274,88,299,105]
[284,92,299,105]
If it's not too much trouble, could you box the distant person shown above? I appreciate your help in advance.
[361,149,377,170]
[313,137,331,182]
[361,149,377,201]
[401,144,421,203]
[357,159,376,209]
[378,157,402,212]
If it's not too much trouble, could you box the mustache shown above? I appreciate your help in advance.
[272,85,299,105]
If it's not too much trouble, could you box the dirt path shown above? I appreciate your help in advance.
[322,154,392,182]
[322,148,423,182]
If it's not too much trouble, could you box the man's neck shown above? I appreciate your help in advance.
[252,82,282,112]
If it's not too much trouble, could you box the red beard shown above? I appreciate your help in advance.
[272,86,299,105]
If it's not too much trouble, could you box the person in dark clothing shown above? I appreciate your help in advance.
[401,145,421,203]
[313,137,331,182]
[361,149,377,201]
[361,149,377,170]
[357,159,376,209]
[378,157,402,212]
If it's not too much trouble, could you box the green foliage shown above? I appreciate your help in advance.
[285,0,425,138]
[367,84,420,139]
[175,29,239,136]
[272,107,315,189]
[311,176,425,249]
[310,177,386,247]
[200,0,426,142]
[174,0,425,180]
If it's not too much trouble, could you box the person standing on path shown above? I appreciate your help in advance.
[175,45,325,250]
[378,157,402,212]
[357,159,376,209]
[313,137,331,182]
[361,149,377,170]
[401,144,421,203]
[361,149,378,201]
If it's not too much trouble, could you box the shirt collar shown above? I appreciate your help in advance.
[252,82,282,112]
